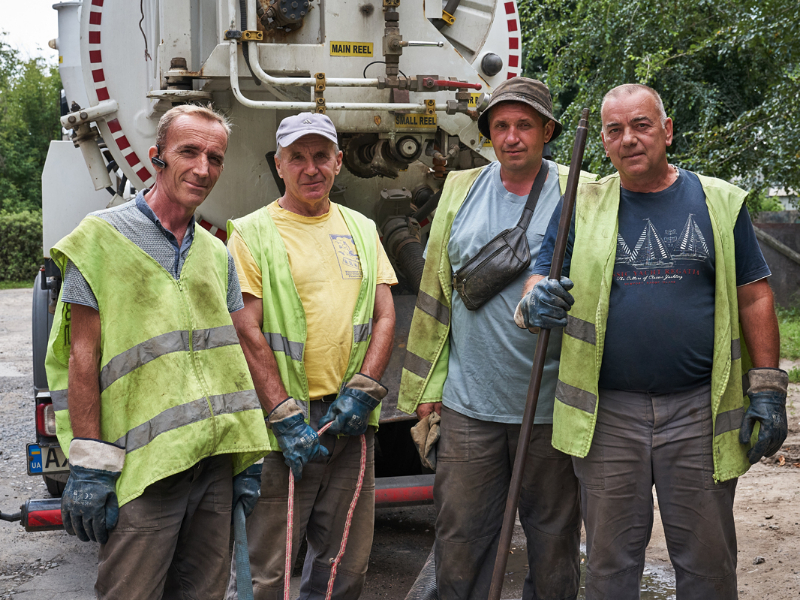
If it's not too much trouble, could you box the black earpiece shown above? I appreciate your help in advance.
[151,143,167,168]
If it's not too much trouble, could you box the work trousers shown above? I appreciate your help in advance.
[226,400,375,600]
[95,454,233,600]
[574,384,738,600]
[434,406,582,600]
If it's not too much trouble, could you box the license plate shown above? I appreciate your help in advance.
[26,443,69,475]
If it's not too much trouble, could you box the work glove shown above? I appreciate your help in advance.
[61,438,125,544]
[514,277,575,331]
[319,373,387,436]
[740,368,789,464]
[268,398,329,480]
[232,463,262,518]
[410,411,441,471]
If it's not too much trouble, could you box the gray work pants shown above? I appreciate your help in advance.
[574,385,738,600]
[434,406,582,600]
[95,455,233,600]
[226,400,375,600]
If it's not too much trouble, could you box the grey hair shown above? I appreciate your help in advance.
[275,141,340,158]
[155,104,232,150]
[601,84,668,126]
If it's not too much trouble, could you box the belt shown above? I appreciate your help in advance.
[315,394,338,403]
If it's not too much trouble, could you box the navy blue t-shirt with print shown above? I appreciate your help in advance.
[533,168,771,394]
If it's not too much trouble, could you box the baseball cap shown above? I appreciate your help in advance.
[276,112,339,148]
[477,77,562,142]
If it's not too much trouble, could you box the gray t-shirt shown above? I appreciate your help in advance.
[442,160,563,424]
[61,193,243,313]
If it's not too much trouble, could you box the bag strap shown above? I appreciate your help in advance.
[516,160,548,230]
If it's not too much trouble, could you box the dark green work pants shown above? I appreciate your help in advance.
[434,406,582,600]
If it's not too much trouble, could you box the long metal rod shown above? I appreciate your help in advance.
[488,108,591,600]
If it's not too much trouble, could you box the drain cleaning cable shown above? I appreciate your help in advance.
[284,422,368,600]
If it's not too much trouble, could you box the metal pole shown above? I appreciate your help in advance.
[488,108,591,600]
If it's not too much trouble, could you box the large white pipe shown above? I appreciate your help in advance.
[230,41,443,112]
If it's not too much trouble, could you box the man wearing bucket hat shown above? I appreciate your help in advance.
[224,112,397,599]
[398,78,594,599]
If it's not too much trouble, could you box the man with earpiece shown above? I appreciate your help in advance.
[45,104,270,600]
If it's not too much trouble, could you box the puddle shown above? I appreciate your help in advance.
[502,548,676,599]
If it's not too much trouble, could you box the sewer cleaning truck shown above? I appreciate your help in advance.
[6,0,522,530]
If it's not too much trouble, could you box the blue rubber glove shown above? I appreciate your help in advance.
[268,398,329,480]
[61,438,125,544]
[740,368,789,464]
[232,463,262,518]
[515,277,575,330]
[319,373,387,436]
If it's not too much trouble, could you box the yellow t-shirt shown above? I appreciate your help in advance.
[228,201,398,399]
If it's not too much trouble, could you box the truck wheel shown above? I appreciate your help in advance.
[43,475,66,497]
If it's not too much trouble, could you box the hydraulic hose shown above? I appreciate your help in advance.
[395,239,425,294]
[240,0,261,86]
[383,217,426,294]
[412,189,442,223]
[404,547,437,600]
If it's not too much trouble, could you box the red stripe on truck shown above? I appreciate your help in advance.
[375,485,433,505]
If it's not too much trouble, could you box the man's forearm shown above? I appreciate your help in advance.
[68,303,102,439]
[359,284,395,381]
[236,324,290,412]
[738,279,780,368]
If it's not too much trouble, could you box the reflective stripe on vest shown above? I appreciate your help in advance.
[100,326,239,391]
[264,332,304,362]
[114,389,261,452]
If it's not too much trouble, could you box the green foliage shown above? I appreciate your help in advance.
[519,0,800,212]
[789,367,800,384]
[0,210,43,282]
[777,305,800,361]
[0,280,31,290]
[0,32,62,212]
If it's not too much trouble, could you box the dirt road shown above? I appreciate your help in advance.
[1,286,799,599]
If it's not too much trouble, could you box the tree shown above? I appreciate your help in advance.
[0,33,62,213]
[519,0,800,210]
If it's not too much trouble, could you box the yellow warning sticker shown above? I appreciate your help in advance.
[395,114,438,129]
[469,93,482,107]
[59,56,63,64]
[330,42,374,57]
[479,134,493,147]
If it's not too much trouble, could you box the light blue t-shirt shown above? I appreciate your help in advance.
[442,159,563,424]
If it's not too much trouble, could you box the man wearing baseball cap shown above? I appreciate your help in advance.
[398,77,594,599]
[225,112,397,599]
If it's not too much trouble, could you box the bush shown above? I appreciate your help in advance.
[0,210,42,282]
[777,305,800,361]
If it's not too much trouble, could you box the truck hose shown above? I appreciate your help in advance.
[240,0,261,86]
[234,503,255,600]
[395,238,425,294]
[404,547,438,600]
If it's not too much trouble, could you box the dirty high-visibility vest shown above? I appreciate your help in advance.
[398,163,595,414]
[553,171,754,482]
[228,204,379,452]
[46,217,270,507]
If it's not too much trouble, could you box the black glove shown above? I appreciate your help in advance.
[232,463,262,518]
[319,373,387,436]
[268,398,329,480]
[514,277,575,331]
[61,438,125,544]
[739,368,789,464]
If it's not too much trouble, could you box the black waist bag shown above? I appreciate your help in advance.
[452,161,548,311]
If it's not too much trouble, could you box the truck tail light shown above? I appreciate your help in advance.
[36,402,57,437]
[22,498,63,532]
